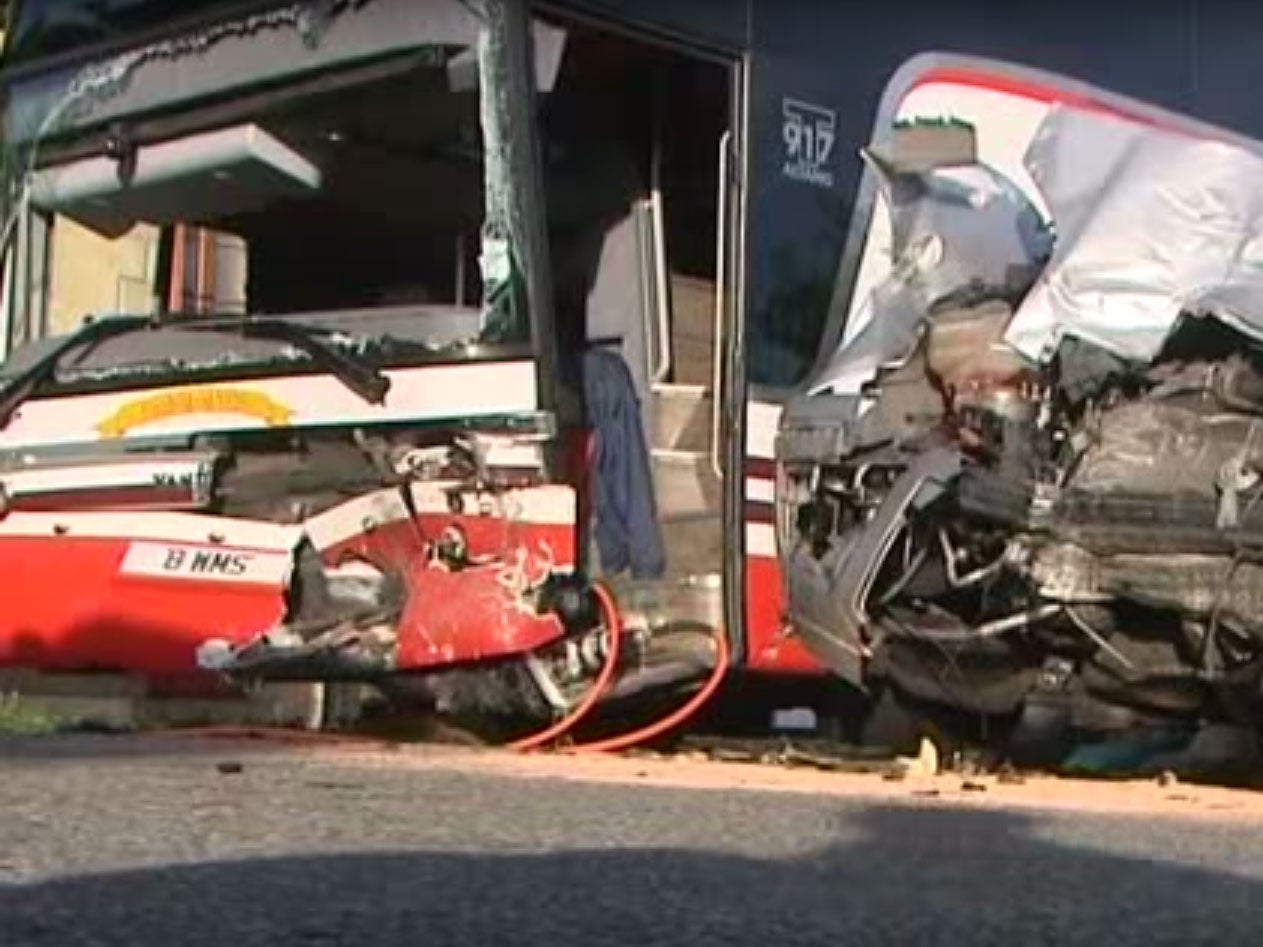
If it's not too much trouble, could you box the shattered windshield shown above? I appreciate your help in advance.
[0,0,562,387]
[4,0,242,66]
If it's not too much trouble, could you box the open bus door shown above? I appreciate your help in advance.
[532,11,743,706]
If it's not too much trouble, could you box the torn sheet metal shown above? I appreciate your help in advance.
[809,139,1049,396]
[814,101,1263,397]
[299,482,576,670]
[394,483,575,669]
[1004,105,1263,364]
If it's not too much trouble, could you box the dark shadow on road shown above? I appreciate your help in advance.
[1,803,1258,946]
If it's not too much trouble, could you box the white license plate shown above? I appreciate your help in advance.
[120,541,292,586]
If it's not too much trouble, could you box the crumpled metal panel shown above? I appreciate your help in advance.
[1004,105,1263,364]
[809,153,1049,396]
[811,97,1263,398]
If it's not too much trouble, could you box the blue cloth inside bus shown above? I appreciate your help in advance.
[582,347,666,580]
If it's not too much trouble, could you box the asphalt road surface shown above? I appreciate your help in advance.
[3,734,1263,946]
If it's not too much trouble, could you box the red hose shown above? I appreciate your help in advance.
[567,624,730,755]
[507,580,624,751]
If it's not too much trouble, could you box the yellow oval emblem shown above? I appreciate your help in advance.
[95,387,294,439]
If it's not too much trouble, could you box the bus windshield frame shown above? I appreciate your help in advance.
[0,0,564,407]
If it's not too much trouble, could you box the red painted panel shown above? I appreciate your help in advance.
[743,554,825,674]
[0,536,287,673]
[394,561,565,667]
[320,508,576,670]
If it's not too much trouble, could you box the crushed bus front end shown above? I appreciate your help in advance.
[0,0,724,743]
[777,57,1263,752]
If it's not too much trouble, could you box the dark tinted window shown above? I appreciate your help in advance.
[5,0,250,66]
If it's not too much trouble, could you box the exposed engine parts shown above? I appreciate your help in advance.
[777,112,1263,745]
[783,313,1263,730]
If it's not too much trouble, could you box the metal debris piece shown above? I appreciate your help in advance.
[891,737,941,779]
[997,766,1026,786]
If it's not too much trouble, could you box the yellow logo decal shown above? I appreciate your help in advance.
[96,387,294,439]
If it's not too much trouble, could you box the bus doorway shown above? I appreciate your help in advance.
[539,14,737,644]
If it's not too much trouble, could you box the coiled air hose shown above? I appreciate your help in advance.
[568,621,730,754]
[507,580,625,751]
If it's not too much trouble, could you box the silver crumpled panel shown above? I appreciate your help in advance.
[1004,104,1263,365]
[808,153,1050,396]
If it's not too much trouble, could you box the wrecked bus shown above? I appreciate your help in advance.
[2,0,1262,752]
[777,60,1263,752]
[0,0,784,744]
